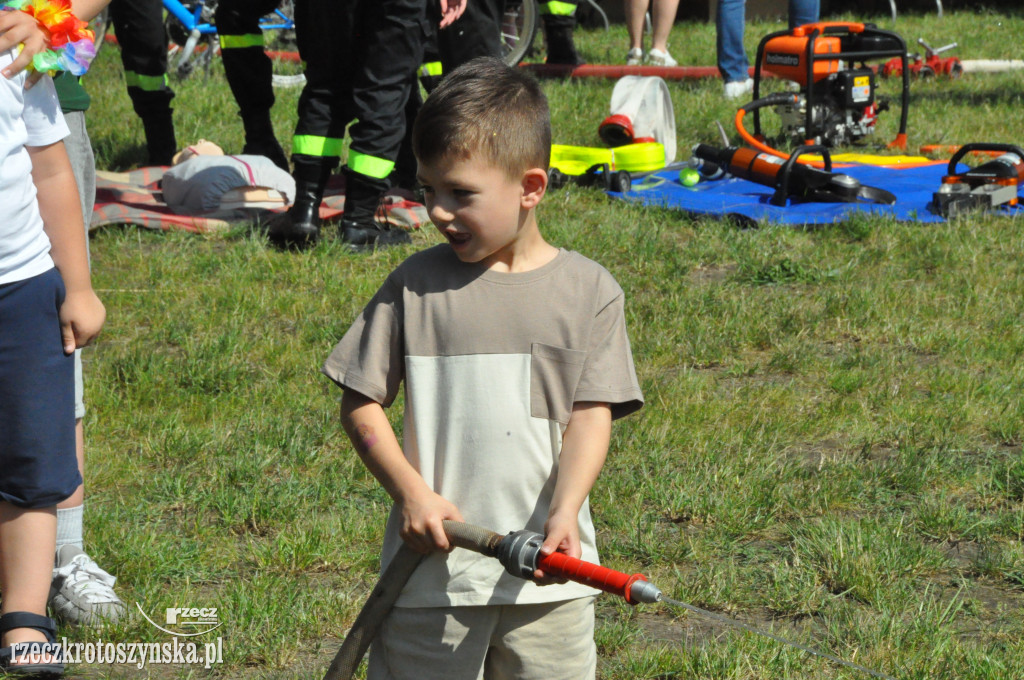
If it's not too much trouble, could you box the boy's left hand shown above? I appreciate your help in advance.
[533,510,580,585]
[59,289,106,353]
[0,9,48,86]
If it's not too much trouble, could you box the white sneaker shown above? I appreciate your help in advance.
[724,77,754,100]
[626,48,643,66]
[49,545,126,625]
[647,48,677,67]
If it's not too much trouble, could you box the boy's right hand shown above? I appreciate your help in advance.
[59,289,106,353]
[398,487,463,555]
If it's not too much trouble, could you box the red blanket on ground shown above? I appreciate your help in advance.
[91,167,429,234]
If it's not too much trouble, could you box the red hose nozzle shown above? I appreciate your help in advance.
[496,530,662,605]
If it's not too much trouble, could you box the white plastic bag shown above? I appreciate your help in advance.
[599,76,677,165]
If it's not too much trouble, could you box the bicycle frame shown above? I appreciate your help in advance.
[163,0,295,77]
[163,0,293,36]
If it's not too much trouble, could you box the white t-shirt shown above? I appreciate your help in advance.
[324,246,643,608]
[0,47,70,285]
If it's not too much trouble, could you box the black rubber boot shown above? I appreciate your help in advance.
[141,112,177,166]
[340,169,412,252]
[241,112,289,171]
[543,16,584,66]
[266,158,333,249]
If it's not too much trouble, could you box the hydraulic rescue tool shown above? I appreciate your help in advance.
[747,22,910,151]
[325,520,896,680]
[692,143,897,206]
[931,143,1024,217]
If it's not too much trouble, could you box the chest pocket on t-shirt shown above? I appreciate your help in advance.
[530,343,587,425]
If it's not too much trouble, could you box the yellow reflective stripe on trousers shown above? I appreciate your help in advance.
[348,150,394,179]
[538,0,576,15]
[292,135,344,158]
[419,61,442,77]
[219,33,264,49]
[124,71,169,91]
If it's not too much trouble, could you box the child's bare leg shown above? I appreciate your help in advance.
[0,503,56,646]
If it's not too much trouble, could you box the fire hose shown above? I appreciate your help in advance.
[323,520,896,680]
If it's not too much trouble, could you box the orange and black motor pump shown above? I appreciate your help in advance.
[751,22,910,150]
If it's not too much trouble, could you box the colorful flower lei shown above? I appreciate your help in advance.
[2,0,96,75]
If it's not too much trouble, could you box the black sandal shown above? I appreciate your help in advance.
[0,612,64,677]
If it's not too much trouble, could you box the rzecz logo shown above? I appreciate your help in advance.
[136,604,223,637]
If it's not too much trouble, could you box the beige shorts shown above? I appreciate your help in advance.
[367,596,597,680]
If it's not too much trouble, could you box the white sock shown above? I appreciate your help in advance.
[56,504,84,551]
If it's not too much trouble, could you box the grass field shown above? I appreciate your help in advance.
[65,5,1024,679]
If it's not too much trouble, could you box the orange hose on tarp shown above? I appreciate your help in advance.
[735,104,794,162]
[919,145,1005,160]
[733,97,919,169]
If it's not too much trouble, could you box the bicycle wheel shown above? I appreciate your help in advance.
[89,7,110,57]
[166,1,217,79]
[501,0,538,66]
[261,0,305,88]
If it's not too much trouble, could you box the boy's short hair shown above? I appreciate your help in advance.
[413,57,551,176]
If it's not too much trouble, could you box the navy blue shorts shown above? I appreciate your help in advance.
[0,268,82,508]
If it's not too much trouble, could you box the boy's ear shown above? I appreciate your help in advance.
[520,167,548,209]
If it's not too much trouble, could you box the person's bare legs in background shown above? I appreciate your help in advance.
[623,0,679,66]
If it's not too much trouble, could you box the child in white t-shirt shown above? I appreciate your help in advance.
[0,43,105,675]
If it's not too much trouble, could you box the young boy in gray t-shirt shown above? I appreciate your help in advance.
[322,56,643,679]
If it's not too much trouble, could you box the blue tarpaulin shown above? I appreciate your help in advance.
[615,162,1024,226]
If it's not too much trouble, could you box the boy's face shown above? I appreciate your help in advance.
[417,154,546,270]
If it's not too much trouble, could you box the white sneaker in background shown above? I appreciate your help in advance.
[647,48,678,67]
[626,48,644,66]
[49,545,127,625]
[724,77,754,100]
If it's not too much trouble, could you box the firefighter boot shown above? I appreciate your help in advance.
[141,112,177,166]
[241,112,289,171]
[266,159,333,248]
[543,16,584,66]
[339,169,411,251]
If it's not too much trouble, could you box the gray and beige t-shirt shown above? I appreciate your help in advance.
[323,245,643,607]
